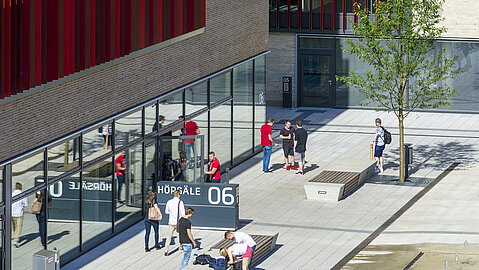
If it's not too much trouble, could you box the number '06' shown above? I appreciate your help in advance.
[208,187,235,205]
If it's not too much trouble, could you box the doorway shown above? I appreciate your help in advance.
[298,52,335,107]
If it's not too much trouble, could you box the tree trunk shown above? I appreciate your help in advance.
[398,111,405,183]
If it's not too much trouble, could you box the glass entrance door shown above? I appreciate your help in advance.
[299,54,334,107]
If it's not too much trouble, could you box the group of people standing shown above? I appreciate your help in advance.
[260,118,308,175]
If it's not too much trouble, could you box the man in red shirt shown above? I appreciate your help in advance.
[115,150,126,202]
[260,118,278,173]
[204,151,221,183]
[185,120,200,169]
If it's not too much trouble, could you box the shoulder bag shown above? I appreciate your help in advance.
[30,199,42,214]
[148,203,162,220]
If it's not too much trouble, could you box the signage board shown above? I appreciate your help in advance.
[156,181,239,230]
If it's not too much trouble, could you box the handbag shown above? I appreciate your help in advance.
[148,204,162,220]
[31,200,42,214]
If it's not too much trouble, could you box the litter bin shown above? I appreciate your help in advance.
[404,143,413,179]
[32,249,60,270]
[282,76,292,108]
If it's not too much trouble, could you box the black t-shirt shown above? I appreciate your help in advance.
[294,128,308,152]
[280,127,295,146]
[178,217,192,244]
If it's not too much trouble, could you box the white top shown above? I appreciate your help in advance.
[234,232,256,247]
[165,197,185,225]
[12,190,28,217]
[375,127,385,146]
[232,244,248,256]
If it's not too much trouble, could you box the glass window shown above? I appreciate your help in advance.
[270,0,278,12]
[210,101,231,172]
[233,62,254,165]
[82,157,113,250]
[0,167,3,202]
[47,137,80,180]
[145,102,157,135]
[12,151,44,194]
[115,109,143,147]
[83,123,112,163]
[300,37,334,48]
[48,175,80,263]
[189,113,208,182]
[159,91,184,126]
[12,191,45,269]
[115,144,143,230]
[255,56,267,151]
[185,81,208,117]
[145,141,157,193]
[210,72,231,104]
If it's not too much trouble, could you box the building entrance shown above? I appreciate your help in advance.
[299,53,335,107]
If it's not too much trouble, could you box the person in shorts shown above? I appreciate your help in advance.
[279,120,297,170]
[220,244,253,270]
[371,118,385,173]
[294,120,308,175]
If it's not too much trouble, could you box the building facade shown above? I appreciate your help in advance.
[267,0,479,112]
[0,0,268,269]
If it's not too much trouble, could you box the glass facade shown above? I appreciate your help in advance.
[0,54,266,269]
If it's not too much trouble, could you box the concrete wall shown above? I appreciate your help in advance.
[0,0,268,163]
[266,32,296,107]
[442,0,479,38]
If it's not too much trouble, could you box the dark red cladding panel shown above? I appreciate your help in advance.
[0,0,206,99]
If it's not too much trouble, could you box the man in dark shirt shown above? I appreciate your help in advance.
[294,120,308,175]
[179,208,196,270]
[279,120,297,171]
[152,115,165,132]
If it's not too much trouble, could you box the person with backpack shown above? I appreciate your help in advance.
[370,118,390,173]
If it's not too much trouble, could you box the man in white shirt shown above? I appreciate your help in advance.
[225,231,257,252]
[164,190,185,256]
[12,183,28,248]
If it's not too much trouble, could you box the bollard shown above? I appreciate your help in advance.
[404,143,413,179]
[370,144,373,160]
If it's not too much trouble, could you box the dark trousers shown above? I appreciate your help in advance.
[36,213,46,245]
[144,217,159,249]
[117,175,125,201]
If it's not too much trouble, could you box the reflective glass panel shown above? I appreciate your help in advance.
[115,109,143,147]
[0,168,3,202]
[233,62,253,164]
[12,151,44,194]
[145,102,157,135]
[210,102,231,172]
[83,123,112,163]
[192,113,208,175]
[185,81,208,117]
[48,175,80,263]
[82,157,113,249]
[47,137,80,180]
[145,141,157,193]
[12,191,45,269]
[115,143,143,230]
[159,91,184,126]
[255,56,267,151]
[210,72,231,104]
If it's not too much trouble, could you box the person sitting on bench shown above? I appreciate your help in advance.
[220,244,252,270]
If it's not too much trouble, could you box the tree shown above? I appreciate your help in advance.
[338,0,460,182]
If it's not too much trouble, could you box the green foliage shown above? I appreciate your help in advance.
[337,0,460,117]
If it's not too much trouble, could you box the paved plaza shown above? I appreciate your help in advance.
[64,107,479,269]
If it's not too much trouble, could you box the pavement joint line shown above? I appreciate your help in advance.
[330,162,460,270]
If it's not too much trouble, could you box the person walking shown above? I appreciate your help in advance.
[279,120,297,171]
[260,118,278,173]
[29,190,48,249]
[185,120,200,168]
[144,191,162,252]
[115,150,126,203]
[371,118,385,173]
[294,120,308,175]
[12,183,28,248]
[179,208,196,270]
[164,190,185,256]
[204,151,221,183]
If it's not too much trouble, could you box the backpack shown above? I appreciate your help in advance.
[209,257,227,270]
[193,254,213,265]
[381,127,392,144]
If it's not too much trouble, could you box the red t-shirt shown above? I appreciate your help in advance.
[260,124,272,146]
[185,121,198,144]
[115,155,125,176]
[211,158,221,180]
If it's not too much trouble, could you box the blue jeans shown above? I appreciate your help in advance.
[262,145,272,171]
[144,217,159,249]
[36,213,46,246]
[185,143,195,168]
[117,175,125,201]
[180,243,193,270]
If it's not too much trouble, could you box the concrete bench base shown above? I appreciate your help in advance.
[304,159,376,202]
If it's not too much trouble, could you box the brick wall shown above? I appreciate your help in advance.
[0,0,268,164]
[266,32,296,107]
[441,0,479,38]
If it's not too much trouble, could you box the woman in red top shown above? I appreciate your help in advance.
[204,151,221,183]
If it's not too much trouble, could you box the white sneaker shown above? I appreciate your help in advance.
[380,168,384,173]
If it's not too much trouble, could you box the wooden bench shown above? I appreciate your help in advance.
[210,233,279,266]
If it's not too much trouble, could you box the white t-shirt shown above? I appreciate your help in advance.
[234,232,256,247]
[375,127,385,146]
[232,244,248,256]
[12,190,28,217]
[165,197,185,225]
